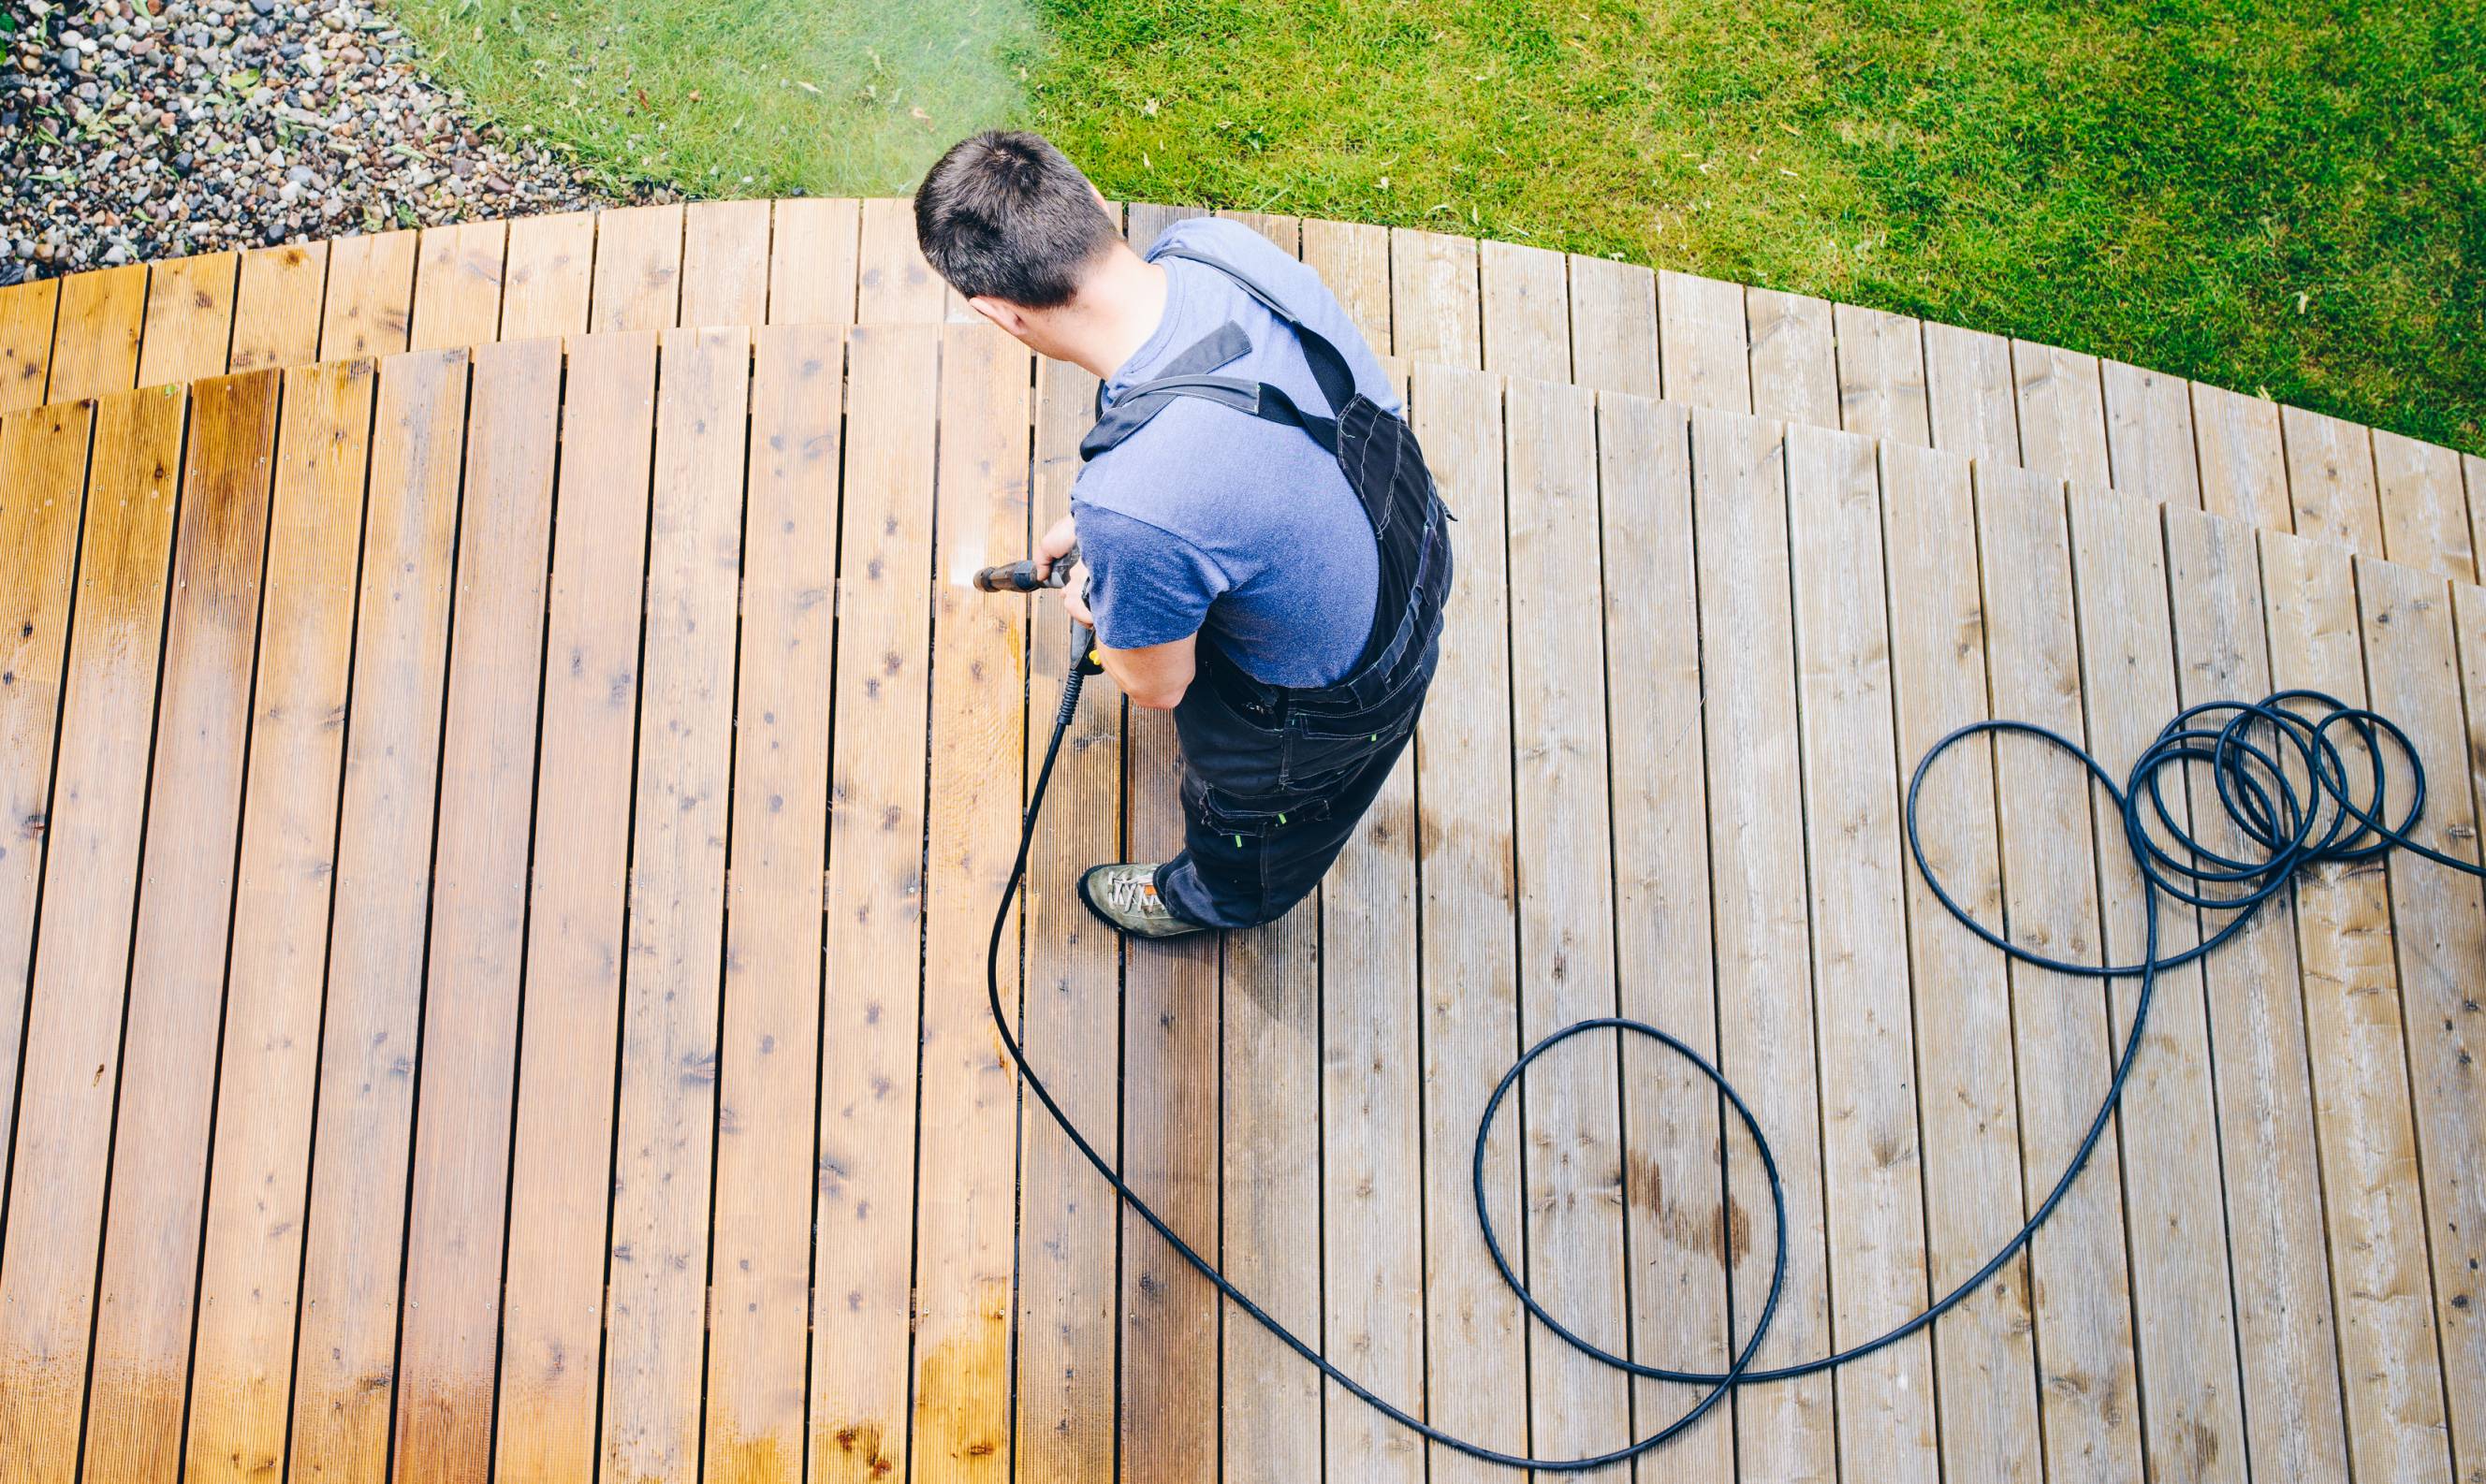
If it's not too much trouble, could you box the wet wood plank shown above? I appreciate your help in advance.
[1480,240,1570,383]
[1658,271,1749,412]
[702,324,842,1484]
[1300,218,1391,353]
[390,338,561,1482]
[1596,392,1735,1483]
[1568,257,1658,398]
[499,211,597,341]
[590,204,687,333]
[1689,408,1836,1482]
[0,402,94,1219]
[856,195,945,325]
[1879,440,2047,1484]
[1973,462,2145,1484]
[599,326,749,1484]
[286,348,468,1481]
[1832,303,1929,444]
[227,241,329,372]
[2161,504,2350,1484]
[1923,322,2019,466]
[84,369,280,1484]
[0,279,58,412]
[2064,485,2248,1484]
[2279,406,2383,555]
[183,358,377,1484]
[315,231,417,358]
[0,385,183,1479]
[408,220,509,352]
[768,196,862,327]
[2100,359,2201,507]
[681,198,774,327]
[2010,341,2109,488]
[1015,354,1123,1484]
[2356,558,2486,1481]
[2259,529,2450,1484]
[1409,362,1529,1484]
[2371,429,2475,582]
[492,330,658,1481]
[811,322,939,1484]
[2189,383,2291,532]
[46,264,149,402]
[1784,423,1939,1481]
[1748,286,1835,427]
[1389,227,1482,367]
[136,251,240,385]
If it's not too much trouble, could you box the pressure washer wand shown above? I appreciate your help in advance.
[972,542,1081,593]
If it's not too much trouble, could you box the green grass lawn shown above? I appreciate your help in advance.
[395,0,2484,453]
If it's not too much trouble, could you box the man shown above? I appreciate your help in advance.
[914,131,1453,938]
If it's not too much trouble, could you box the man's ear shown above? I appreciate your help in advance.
[967,295,1026,338]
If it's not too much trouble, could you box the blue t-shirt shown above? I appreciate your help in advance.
[1073,218,1397,688]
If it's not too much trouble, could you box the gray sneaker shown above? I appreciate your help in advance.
[1077,862,1206,939]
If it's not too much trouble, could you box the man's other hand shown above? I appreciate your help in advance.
[1034,513,1078,578]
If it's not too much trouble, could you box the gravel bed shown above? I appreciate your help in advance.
[1,0,656,282]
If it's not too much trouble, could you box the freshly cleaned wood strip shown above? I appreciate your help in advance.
[314,231,417,358]
[1832,302,1930,444]
[2010,341,2109,488]
[408,220,508,352]
[0,401,93,1211]
[389,338,561,1482]
[2452,580,2486,1484]
[227,241,329,372]
[2064,484,2248,1484]
[768,196,862,327]
[2190,382,2292,532]
[286,348,467,1481]
[46,263,149,401]
[1923,321,2019,465]
[2100,359,2201,507]
[2470,455,2485,586]
[84,369,280,1484]
[681,198,775,327]
[856,194,945,325]
[1390,227,1483,367]
[1015,354,1123,1484]
[183,359,376,1484]
[2279,405,2383,555]
[1594,392,1734,1477]
[136,250,240,386]
[498,211,597,341]
[1409,363,1528,1484]
[0,385,183,1479]
[1972,462,2144,1483]
[599,326,749,1484]
[702,324,841,1484]
[589,203,687,333]
[1689,407,1835,1482]
[1301,217,1392,353]
[811,323,939,1484]
[1657,270,1749,412]
[0,279,58,412]
[1879,440,2046,1482]
[1505,376,1631,1462]
[910,322,1033,1477]
[1567,256,1658,398]
[1747,286,1836,427]
[1784,423,1938,1481]
[2371,428,2475,581]
[2355,558,2486,1479]
[1480,239,1570,383]
[2259,529,2451,1484]
[2161,504,2349,1484]
[492,330,658,1481]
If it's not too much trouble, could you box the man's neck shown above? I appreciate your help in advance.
[1058,249,1170,382]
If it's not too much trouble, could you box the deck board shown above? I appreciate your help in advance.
[135,251,240,386]
[316,230,417,358]
[0,280,59,412]
[409,220,510,351]
[589,204,687,333]
[1747,287,1836,427]
[227,241,330,372]
[1,284,2479,1484]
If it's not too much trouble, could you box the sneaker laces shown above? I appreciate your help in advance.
[1107,869,1158,916]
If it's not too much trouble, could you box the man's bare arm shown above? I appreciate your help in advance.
[1095,633,1197,710]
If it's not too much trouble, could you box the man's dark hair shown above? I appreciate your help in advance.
[914,131,1119,308]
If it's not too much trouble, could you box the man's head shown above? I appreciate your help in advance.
[915,130,1125,355]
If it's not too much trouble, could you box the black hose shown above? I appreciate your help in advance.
[986,664,2482,1472]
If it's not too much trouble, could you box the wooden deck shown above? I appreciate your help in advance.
[0,202,2480,1484]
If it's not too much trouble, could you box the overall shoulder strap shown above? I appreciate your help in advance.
[1149,241,1361,417]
